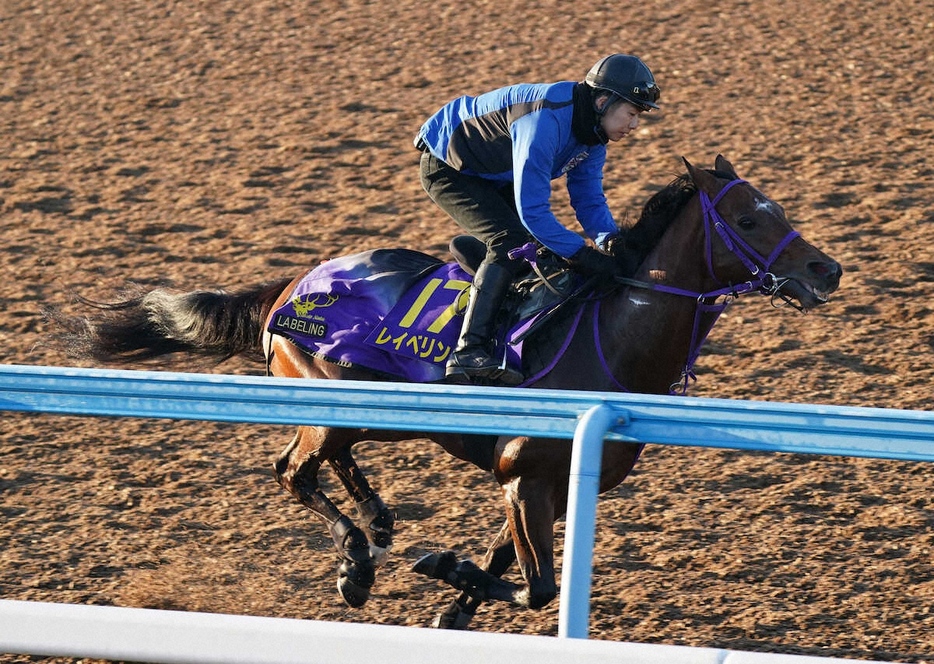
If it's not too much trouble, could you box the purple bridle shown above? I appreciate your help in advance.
[521,179,801,395]
[646,179,801,309]
[699,179,800,288]
[620,178,800,394]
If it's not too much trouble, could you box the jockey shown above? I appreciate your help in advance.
[415,53,661,385]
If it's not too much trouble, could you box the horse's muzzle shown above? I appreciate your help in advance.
[778,259,843,311]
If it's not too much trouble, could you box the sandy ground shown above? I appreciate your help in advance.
[1,0,933,662]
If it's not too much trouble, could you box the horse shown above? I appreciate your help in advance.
[49,155,842,629]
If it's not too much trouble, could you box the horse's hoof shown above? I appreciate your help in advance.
[337,575,371,608]
[412,550,457,580]
[337,558,375,608]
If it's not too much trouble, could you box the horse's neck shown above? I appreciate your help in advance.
[601,212,723,394]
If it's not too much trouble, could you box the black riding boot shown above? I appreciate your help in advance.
[446,261,524,385]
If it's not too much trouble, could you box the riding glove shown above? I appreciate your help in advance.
[603,232,628,257]
[603,232,640,278]
[568,246,622,279]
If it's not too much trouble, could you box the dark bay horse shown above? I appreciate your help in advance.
[51,155,841,629]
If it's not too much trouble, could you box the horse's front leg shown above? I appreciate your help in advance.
[413,474,559,612]
[431,519,516,629]
[499,473,558,609]
[274,426,377,608]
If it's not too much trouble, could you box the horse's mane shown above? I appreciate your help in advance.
[622,168,733,265]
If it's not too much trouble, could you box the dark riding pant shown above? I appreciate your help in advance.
[419,150,530,277]
[419,150,525,385]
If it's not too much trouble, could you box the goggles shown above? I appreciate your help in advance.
[626,81,661,109]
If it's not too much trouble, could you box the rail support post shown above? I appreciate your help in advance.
[558,403,626,639]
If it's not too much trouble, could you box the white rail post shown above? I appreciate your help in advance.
[558,403,625,638]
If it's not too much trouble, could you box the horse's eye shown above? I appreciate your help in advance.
[737,216,756,230]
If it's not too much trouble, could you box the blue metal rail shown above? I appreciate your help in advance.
[1,363,932,638]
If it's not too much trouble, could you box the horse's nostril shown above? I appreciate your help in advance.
[810,260,843,281]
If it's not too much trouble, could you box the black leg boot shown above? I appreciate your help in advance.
[445,261,524,385]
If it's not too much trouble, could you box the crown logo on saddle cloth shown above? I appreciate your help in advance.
[267,248,576,383]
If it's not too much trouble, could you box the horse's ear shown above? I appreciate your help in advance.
[682,156,718,191]
[714,154,739,179]
[681,156,696,179]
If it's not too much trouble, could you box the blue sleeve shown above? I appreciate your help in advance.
[566,146,618,248]
[511,113,588,259]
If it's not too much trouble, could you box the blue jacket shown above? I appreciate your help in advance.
[415,81,618,258]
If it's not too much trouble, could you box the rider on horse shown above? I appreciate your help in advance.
[415,53,661,385]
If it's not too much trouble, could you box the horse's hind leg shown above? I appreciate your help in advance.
[274,425,377,608]
[330,445,395,566]
[432,519,515,629]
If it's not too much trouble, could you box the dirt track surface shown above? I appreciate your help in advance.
[1,1,933,662]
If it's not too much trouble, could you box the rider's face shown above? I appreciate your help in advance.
[600,100,642,142]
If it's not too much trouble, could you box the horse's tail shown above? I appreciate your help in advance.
[47,277,294,367]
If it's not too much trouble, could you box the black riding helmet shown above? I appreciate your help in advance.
[584,54,660,113]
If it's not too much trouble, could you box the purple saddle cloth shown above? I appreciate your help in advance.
[268,248,481,382]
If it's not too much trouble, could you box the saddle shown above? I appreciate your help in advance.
[450,235,580,326]
[267,239,587,383]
